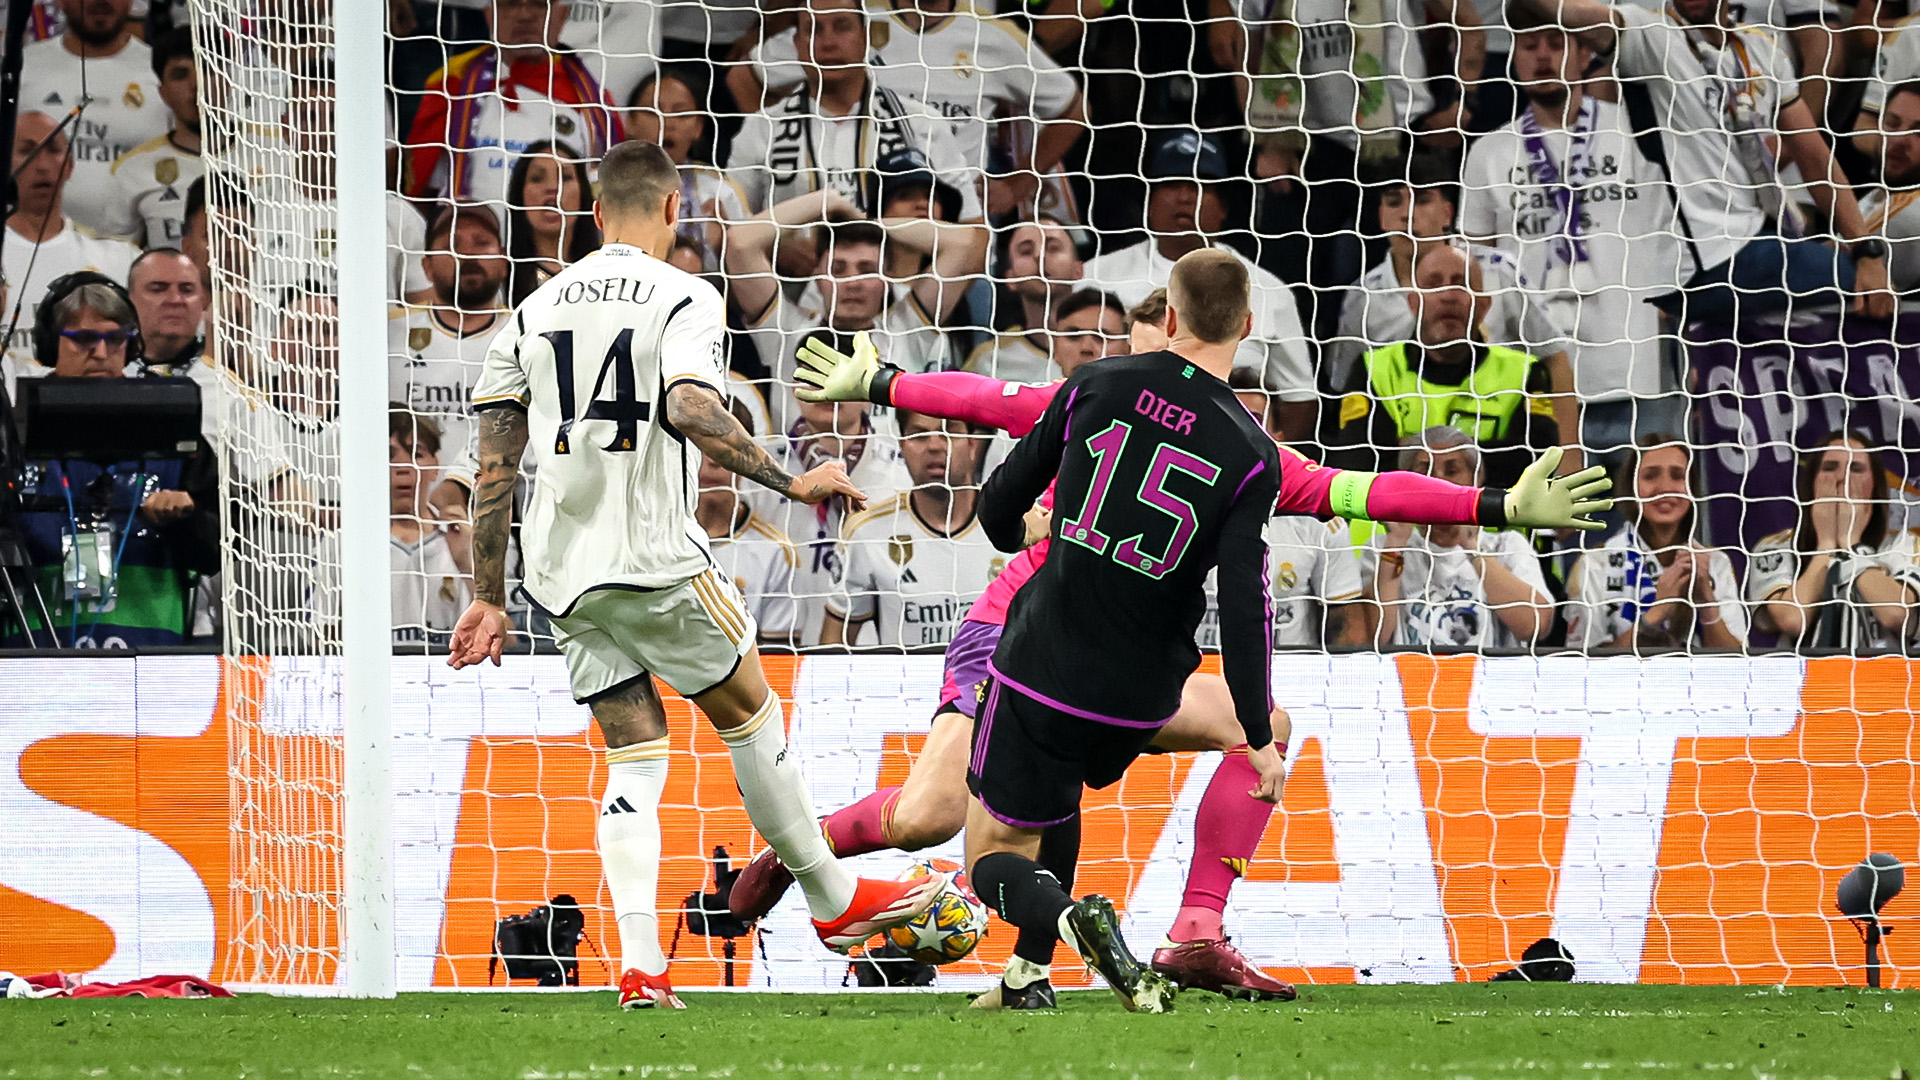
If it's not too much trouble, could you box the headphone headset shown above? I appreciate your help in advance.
[33,271,142,368]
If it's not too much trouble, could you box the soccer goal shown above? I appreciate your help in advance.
[181,0,1918,998]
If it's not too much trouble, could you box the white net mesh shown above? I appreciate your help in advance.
[166,0,1919,990]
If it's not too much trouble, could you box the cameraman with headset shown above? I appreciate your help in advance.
[4,271,217,647]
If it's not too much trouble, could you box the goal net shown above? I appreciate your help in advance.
[185,0,1917,992]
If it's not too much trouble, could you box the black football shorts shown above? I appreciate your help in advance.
[966,675,1165,829]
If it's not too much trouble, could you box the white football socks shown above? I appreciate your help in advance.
[600,738,669,978]
[1004,956,1051,990]
[717,692,857,921]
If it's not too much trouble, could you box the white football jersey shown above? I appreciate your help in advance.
[829,493,1004,646]
[754,2,1078,172]
[962,331,1055,384]
[1361,528,1550,650]
[709,507,802,645]
[100,133,203,247]
[18,36,172,237]
[389,304,510,489]
[1746,528,1920,652]
[391,528,469,647]
[765,428,909,645]
[1565,525,1747,649]
[473,242,728,615]
[1197,516,1364,649]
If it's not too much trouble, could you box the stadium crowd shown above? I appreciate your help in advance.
[2,0,1917,654]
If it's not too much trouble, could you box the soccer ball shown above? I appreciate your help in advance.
[884,860,989,964]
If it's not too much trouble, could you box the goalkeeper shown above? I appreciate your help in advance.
[729,321,1611,1008]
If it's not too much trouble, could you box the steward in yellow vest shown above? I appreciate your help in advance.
[1325,340,1560,488]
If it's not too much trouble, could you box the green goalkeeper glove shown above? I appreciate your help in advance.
[795,331,892,403]
[1501,446,1614,531]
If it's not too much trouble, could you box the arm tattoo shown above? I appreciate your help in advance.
[472,406,530,608]
[667,384,796,496]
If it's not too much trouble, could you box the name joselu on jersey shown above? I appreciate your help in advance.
[551,277,657,306]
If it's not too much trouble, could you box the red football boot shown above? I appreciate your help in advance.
[618,968,686,1010]
[812,874,943,954]
[727,847,795,923]
[1150,938,1297,1001]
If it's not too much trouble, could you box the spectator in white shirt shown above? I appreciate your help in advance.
[1362,425,1555,649]
[1748,432,1920,653]
[1080,129,1316,442]
[1864,81,1920,298]
[823,407,997,647]
[1521,0,1894,324]
[502,141,602,307]
[1459,7,1685,460]
[388,410,470,649]
[96,28,201,248]
[738,0,1086,220]
[17,0,172,237]
[726,194,987,428]
[2,111,138,376]
[963,216,1084,383]
[724,0,982,222]
[1565,436,1746,651]
[695,449,803,648]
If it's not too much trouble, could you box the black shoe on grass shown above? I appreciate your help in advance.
[1060,894,1175,1013]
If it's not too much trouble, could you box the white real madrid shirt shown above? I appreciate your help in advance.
[753,4,1079,174]
[18,36,172,236]
[1564,524,1746,648]
[1746,528,1920,651]
[100,132,203,247]
[962,330,1054,384]
[472,242,728,615]
[1612,5,1798,274]
[1362,527,1549,650]
[1458,100,1682,403]
[390,303,510,489]
[390,528,470,645]
[1197,515,1364,649]
[828,492,1003,646]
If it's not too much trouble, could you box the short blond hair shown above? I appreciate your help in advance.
[1167,249,1249,344]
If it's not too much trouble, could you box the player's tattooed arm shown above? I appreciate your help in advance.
[666,383,796,496]
[471,405,530,607]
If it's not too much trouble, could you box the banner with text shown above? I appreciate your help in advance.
[1,654,1914,990]
[1691,316,1920,555]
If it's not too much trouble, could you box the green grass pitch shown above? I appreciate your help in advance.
[2,984,1913,1079]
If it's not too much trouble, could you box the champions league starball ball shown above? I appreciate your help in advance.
[884,860,989,964]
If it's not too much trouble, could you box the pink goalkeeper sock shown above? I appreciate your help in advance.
[1175,748,1276,939]
[822,787,901,857]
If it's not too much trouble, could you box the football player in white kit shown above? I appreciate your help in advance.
[448,142,941,1010]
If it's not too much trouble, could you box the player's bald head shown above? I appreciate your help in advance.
[1166,248,1249,345]
[597,140,681,220]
